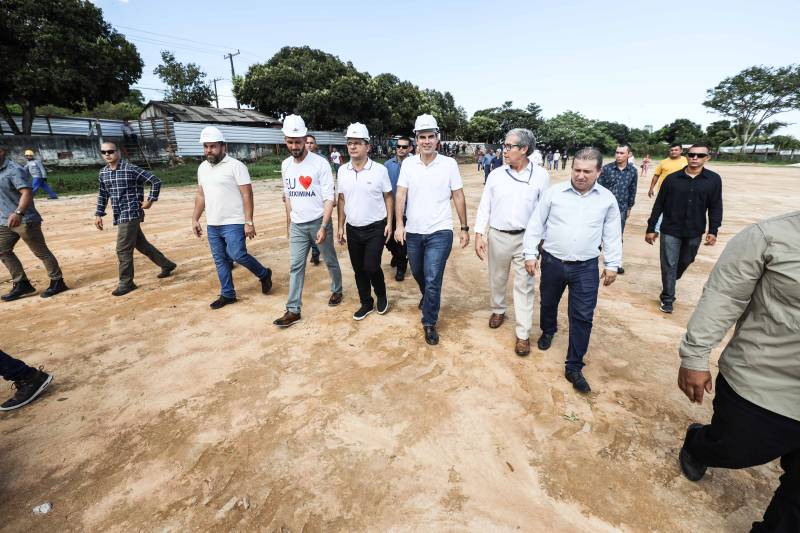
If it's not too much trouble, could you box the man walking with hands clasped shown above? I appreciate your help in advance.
[192,127,272,309]
[336,122,393,320]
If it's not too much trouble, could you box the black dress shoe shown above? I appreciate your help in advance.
[565,370,591,393]
[310,254,321,265]
[617,267,625,275]
[537,332,554,350]
[424,325,439,345]
[390,256,397,267]
[41,278,68,298]
[2,280,36,301]
[418,297,424,310]
[260,268,273,294]
[210,295,236,309]
[395,268,405,282]
[111,283,137,297]
[679,423,707,481]
[157,262,177,278]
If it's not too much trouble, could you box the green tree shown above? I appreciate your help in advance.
[153,51,213,106]
[703,65,800,153]
[465,115,501,143]
[652,118,704,145]
[419,89,467,138]
[539,112,615,153]
[769,134,800,154]
[296,72,375,132]
[368,74,423,137]
[0,0,143,134]
[705,120,736,149]
[596,121,632,144]
[473,101,544,134]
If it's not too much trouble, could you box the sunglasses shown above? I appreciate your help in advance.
[100,150,116,155]
[397,145,410,149]
[686,152,708,159]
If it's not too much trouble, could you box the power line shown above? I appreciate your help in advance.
[116,24,259,57]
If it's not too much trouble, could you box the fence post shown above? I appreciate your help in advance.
[46,117,53,135]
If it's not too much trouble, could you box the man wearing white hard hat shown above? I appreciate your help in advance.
[273,114,342,328]
[192,126,273,309]
[336,122,393,321]
[24,149,58,199]
[394,114,470,345]
[95,141,176,296]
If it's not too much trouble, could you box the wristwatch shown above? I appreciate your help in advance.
[460,225,470,232]
[245,221,254,226]
[14,209,23,215]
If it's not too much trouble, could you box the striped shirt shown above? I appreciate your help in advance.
[95,160,161,225]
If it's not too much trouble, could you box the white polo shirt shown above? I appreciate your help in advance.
[475,162,550,234]
[397,154,463,235]
[282,151,335,224]
[197,155,251,225]
[337,159,392,227]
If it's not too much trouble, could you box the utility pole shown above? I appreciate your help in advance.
[211,77,223,108]
[224,50,241,109]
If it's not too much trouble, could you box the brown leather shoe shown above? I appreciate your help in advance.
[515,337,531,356]
[489,313,505,328]
[273,311,301,328]
[328,292,343,306]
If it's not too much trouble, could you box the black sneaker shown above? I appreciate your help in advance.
[565,370,591,393]
[395,268,406,282]
[353,303,374,321]
[659,302,673,314]
[390,256,397,267]
[679,424,707,481]
[260,268,273,294]
[157,263,177,278]
[210,295,236,309]
[111,283,137,297]
[0,368,53,411]
[537,332,554,351]
[418,298,424,310]
[41,278,68,298]
[617,267,625,275]
[1,280,36,301]
[377,295,389,315]
[310,254,321,265]
[424,325,439,345]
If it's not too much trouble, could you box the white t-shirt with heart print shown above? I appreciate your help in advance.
[282,151,335,224]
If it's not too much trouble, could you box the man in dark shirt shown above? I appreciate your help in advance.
[598,144,638,274]
[645,143,722,313]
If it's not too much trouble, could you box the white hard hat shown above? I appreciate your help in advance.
[345,122,370,141]
[413,113,439,133]
[282,114,308,137]
[199,126,225,144]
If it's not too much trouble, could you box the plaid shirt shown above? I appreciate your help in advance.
[598,161,638,211]
[95,160,161,225]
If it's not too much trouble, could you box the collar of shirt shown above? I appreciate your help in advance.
[208,154,231,168]
[505,161,534,181]
[346,158,374,172]
[103,159,130,172]
[562,180,601,196]
[676,167,712,179]
[414,153,442,167]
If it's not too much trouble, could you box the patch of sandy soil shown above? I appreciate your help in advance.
[1,161,797,531]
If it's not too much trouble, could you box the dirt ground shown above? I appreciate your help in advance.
[1,161,797,532]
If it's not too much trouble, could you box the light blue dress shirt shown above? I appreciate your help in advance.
[523,180,623,271]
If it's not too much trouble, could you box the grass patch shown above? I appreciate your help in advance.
[46,156,284,195]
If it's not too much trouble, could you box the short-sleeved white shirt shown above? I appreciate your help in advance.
[330,151,342,164]
[282,151,335,224]
[337,159,392,227]
[198,155,251,225]
[397,154,463,234]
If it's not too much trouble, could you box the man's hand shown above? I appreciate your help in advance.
[337,226,346,245]
[394,224,406,245]
[601,269,617,286]
[460,229,470,248]
[316,225,327,244]
[7,213,21,228]
[475,234,487,260]
[95,216,104,231]
[244,223,256,239]
[704,233,717,246]
[645,232,658,245]
[383,224,391,244]
[648,188,655,198]
[192,219,203,238]
[141,199,153,210]
[678,367,713,404]
[525,258,539,277]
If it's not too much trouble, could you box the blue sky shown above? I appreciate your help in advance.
[94,0,800,137]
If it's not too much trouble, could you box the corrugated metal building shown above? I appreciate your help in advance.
[140,101,282,127]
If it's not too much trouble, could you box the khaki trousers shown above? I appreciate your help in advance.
[0,222,63,283]
[116,218,172,288]
[487,229,535,339]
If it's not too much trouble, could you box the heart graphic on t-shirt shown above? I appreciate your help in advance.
[298,175,312,189]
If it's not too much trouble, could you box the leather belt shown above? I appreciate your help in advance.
[492,228,525,235]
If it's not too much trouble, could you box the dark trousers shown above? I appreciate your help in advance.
[659,233,701,305]
[0,350,33,382]
[539,251,600,372]
[116,218,173,288]
[346,220,387,306]
[406,230,453,326]
[685,374,800,532]
[385,216,407,270]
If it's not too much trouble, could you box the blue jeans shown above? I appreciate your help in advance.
[207,224,268,298]
[286,217,342,313]
[406,230,453,326]
[539,251,600,372]
[0,349,33,381]
[32,178,57,199]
